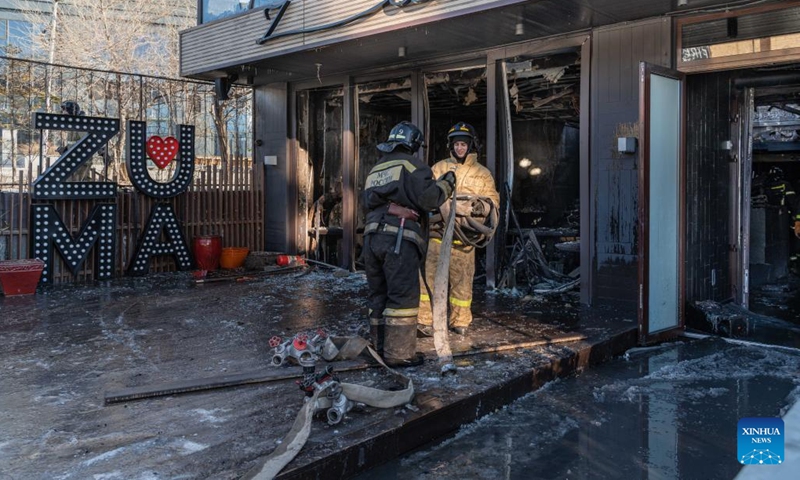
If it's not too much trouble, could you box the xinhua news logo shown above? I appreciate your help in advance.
[737,417,784,465]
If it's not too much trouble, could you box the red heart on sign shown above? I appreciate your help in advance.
[146,136,179,169]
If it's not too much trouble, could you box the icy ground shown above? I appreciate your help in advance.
[361,337,800,480]
[0,267,631,479]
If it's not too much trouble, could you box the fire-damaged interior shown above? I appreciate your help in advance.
[747,69,800,320]
[685,64,800,325]
[296,51,583,285]
[749,80,800,282]
[502,50,582,288]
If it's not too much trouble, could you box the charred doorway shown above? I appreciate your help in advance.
[684,65,800,322]
[748,78,800,284]
[498,50,582,289]
[738,67,800,321]
[297,86,344,265]
[354,76,412,267]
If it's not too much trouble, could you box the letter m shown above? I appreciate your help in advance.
[30,204,117,284]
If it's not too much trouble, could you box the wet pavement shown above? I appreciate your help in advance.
[0,267,636,479]
[750,274,800,327]
[359,336,800,480]
[689,274,800,349]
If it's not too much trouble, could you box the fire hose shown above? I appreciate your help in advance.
[431,186,458,367]
[242,336,414,480]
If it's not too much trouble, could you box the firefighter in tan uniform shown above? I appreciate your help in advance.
[418,122,500,336]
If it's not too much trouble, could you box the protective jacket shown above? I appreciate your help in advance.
[363,152,453,252]
[765,177,800,222]
[430,153,500,234]
[419,152,499,329]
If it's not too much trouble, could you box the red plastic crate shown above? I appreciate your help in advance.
[0,259,45,296]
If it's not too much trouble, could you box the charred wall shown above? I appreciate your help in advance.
[685,72,733,303]
[590,18,672,311]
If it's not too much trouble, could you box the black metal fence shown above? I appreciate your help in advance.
[0,56,262,281]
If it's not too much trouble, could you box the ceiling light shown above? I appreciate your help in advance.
[519,158,532,168]
[528,167,542,176]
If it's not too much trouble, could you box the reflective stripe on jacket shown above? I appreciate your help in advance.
[363,151,452,250]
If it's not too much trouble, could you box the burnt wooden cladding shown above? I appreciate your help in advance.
[0,156,264,284]
[684,71,733,303]
[590,18,672,310]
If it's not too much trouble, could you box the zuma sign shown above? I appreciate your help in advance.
[31,113,194,284]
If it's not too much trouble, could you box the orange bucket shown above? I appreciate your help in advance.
[219,247,249,269]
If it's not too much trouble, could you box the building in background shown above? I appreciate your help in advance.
[0,1,44,57]
[180,0,800,343]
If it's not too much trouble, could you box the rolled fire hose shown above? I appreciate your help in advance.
[243,337,414,480]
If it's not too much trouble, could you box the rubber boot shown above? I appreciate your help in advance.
[383,316,423,367]
[369,317,385,356]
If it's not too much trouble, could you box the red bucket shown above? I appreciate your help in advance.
[0,259,45,296]
[193,235,222,271]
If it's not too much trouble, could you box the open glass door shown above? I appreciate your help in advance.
[638,62,686,344]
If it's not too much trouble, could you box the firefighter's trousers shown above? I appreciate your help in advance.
[364,233,419,364]
[418,238,475,329]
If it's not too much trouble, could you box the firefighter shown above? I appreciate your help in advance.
[363,121,455,366]
[418,122,500,336]
[764,166,800,272]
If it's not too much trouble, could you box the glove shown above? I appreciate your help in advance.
[795,220,800,238]
[438,171,456,192]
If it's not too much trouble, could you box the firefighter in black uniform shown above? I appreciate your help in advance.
[363,121,455,366]
[764,166,800,272]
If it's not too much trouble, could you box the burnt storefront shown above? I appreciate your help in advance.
[181,0,800,342]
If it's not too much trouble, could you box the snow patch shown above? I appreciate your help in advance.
[83,446,127,466]
[93,472,124,479]
[685,387,729,400]
[191,408,227,424]
[644,347,800,382]
[180,440,208,455]
[132,473,164,480]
